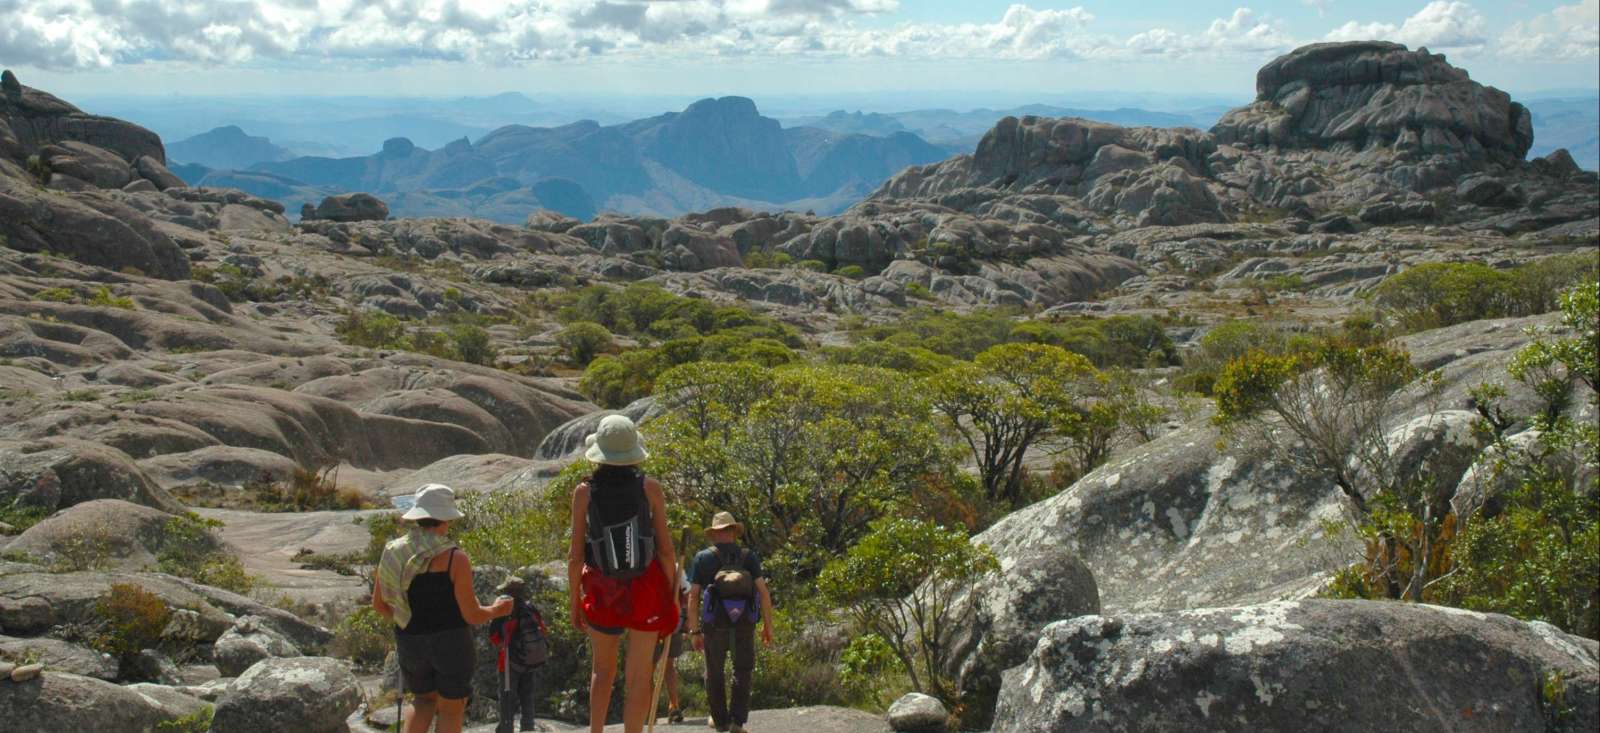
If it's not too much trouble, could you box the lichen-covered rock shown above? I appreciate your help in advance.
[212,616,302,677]
[0,440,184,515]
[888,692,948,732]
[993,600,1600,733]
[0,670,194,732]
[0,634,118,680]
[949,545,1099,726]
[4,499,198,571]
[306,192,389,223]
[211,656,361,733]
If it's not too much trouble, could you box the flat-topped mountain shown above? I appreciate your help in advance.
[167,125,292,171]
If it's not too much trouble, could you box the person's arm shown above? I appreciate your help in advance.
[644,478,677,593]
[568,483,590,631]
[756,577,776,645]
[371,576,393,621]
[688,581,705,652]
[449,551,514,625]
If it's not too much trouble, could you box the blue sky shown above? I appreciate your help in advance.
[2,1,1596,98]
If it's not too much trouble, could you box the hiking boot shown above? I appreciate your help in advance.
[668,708,685,724]
[709,720,729,733]
[730,724,748,733]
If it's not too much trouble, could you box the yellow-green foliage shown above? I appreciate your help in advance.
[87,286,135,309]
[33,287,75,302]
[330,606,391,669]
[1370,254,1597,332]
[94,583,172,661]
[555,321,614,366]
[156,513,255,594]
[155,706,214,733]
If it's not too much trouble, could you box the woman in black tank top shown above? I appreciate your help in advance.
[373,485,513,733]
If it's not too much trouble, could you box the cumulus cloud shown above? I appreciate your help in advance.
[1126,7,1295,58]
[1499,0,1599,59]
[1325,1,1487,51]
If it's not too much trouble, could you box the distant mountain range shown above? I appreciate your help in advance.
[782,105,1229,151]
[1524,96,1600,172]
[173,97,948,221]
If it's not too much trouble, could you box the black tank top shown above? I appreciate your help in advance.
[399,548,467,635]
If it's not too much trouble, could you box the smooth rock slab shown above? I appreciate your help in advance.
[993,599,1600,733]
[0,670,186,731]
[211,656,362,733]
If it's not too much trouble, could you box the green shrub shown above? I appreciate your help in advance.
[448,324,497,366]
[93,583,172,662]
[1371,256,1597,333]
[155,513,255,594]
[330,606,391,669]
[820,341,956,376]
[245,468,369,512]
[555,321,614,366]
[336,311,410,350]
[155,706,214,733]
[87,286,135,309]
[904,282,933,300]
[796,259,828,272]
[833,265,865,279]
[33,287,74,303]
[838,633,909,708]
[0,503,50,533]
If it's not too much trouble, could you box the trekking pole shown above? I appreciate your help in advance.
[648,635,671,733]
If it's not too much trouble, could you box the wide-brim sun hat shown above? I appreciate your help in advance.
[585,414,649,466]
[707,511,743,534]
[402,483,465,521]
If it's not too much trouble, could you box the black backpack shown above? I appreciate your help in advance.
[584,472,656,580]
[508,602,549,670]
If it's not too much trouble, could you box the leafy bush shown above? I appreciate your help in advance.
[556,321,614,366]
[820,517,996,705]
[330,606,391,669]
[448,324,497,366]
[246,468,369,512]
[93,583,172,662]
[33,287,75,302]
[155,706,214,733]
[819,341,955,376]
[838,633,906,708]
[796,259,828,272]
[156,513,255,594]
[1370,255,1597,332]
[336,311,410,350]
[833,265,865,279]
[0,503,50,533]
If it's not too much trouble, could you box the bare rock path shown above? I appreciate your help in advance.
[196,507,378,606]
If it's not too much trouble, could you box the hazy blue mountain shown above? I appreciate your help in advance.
[239,96,947,221]
[1524,96,1599,170]
[783,110,908,137]
[168,125,292,170]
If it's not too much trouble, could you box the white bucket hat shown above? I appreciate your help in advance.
[401,483,464,521]
[585,414,648,466]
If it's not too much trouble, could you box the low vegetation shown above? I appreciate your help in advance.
[335,311,498,366]
[1369,253,1596,333]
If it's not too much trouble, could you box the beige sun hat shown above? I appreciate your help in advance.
[584,414,649,466]
[401,483,465,522]
[707,511,743,534]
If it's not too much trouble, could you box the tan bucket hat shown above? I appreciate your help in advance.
[585,414,649,466]
[707,511,743,534]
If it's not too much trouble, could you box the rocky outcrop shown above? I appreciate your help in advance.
[3,499,205,570]
[0,70,166,166]
[0,441,184,515]
[211,656,361,733]
[1213,42,1531,160]
[0,670,203,732]
[212,616,302,677]
[0,635,119,680]
[303,192,389,222]
[888,693,949,733]
[993,600,1599,733]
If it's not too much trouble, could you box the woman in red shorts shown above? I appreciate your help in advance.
[567,414,679,733]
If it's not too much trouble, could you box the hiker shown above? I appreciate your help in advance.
[687,512,776,733]
[373,484,514,733]
[663,570,691,724]
[488,576,550,733]
[567,414,680,733]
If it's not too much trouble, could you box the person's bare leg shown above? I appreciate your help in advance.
[435,696,468,733]
[405,692,438,733]
[666,661,681,711]
[589,628,623,733]
[622,630,660,733]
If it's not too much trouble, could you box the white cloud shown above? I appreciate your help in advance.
[1499,0,1599,59]
[1126,7,1295,58]
[1324,1,1487,52]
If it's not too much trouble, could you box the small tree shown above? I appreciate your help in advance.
[1215,341,1451,601]
[448,324,497,366]
[556,321,614,366]
[929,343,1096,506]
[819,517,997,703]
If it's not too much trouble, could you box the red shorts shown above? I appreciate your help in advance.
[580,559,679,636]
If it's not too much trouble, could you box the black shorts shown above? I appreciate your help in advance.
[396,626,475,699]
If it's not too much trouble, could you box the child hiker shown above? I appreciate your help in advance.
[488,576,550,733]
